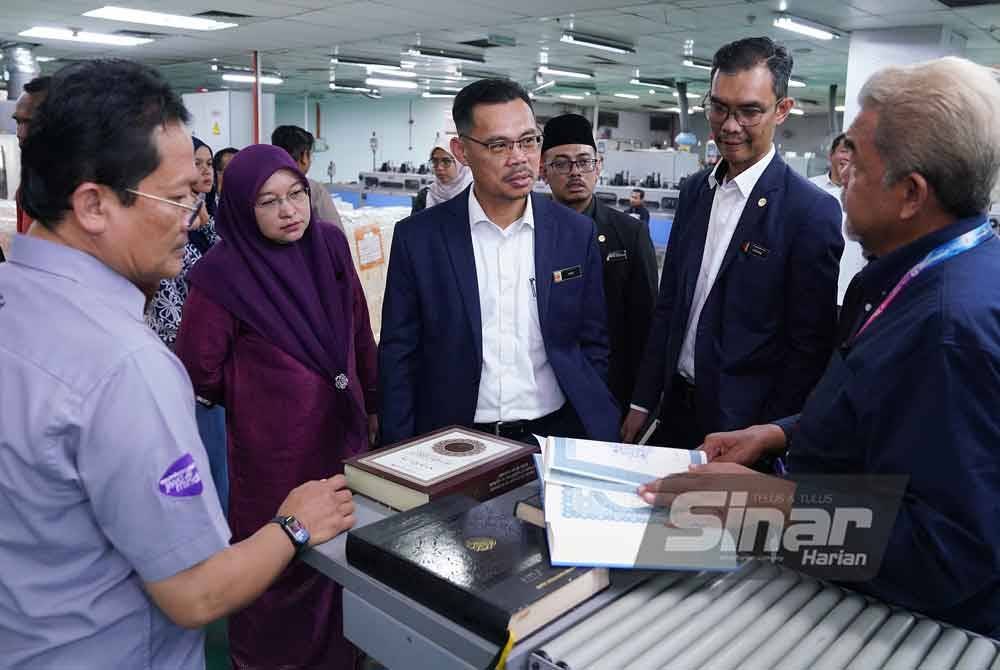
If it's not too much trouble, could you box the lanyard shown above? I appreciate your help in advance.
[852,221,994,344]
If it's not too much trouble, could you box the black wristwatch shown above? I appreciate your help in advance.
[271,515,310,555]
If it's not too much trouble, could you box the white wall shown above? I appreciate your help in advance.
[277,95,453,183]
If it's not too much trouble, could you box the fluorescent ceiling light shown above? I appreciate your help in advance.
[560,31,634,55]
[330,84,375,93]
[35,56,57,62]
[835,105,845,112]
[683,58,712,71]
[691,106,704,112]
[404,47,485,64]
[83,6,236,31]
[19,26,152,46]
[222,73,283,85]
[614,93,639,99]
[367,67,416,78]
[333,57,401,70]
[789,108,805,115]
[538,65,593,80]
[789,78,807,88]
[630,78,673,91]
[773,15,841,41]
[533,80,556,92]
[559,94,585,100]
[672,91,700,99]
[366,77,418,89]
[422,92,455,98]
[438,86,462,92]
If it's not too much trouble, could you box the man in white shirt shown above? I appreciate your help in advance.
[622,37,843,454]
[379,78,620,446]
[811,133,869,304]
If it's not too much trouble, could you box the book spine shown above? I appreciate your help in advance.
[345,532,511,645]
[437,455,537,502]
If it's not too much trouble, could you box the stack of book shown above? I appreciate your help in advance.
[519,436,739,572]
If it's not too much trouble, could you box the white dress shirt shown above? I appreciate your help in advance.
[810,172,868,305]
[468,190,565,423]
[677,144,776,383]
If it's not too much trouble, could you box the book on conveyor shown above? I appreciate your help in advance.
[345,494,611,645]
[514,493,544,529]
[343,426,538,511]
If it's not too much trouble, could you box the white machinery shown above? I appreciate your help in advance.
[531,562,999,670]
[600,148,701,189]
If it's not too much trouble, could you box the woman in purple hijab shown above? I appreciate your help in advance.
[175,144,377,669]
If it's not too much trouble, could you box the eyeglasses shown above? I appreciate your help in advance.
[429,157,455,169]
[461,133,543,156]
[703,96,783,128]
[546,158,599,175]
[254,185,310,212]
[126,189,204,229]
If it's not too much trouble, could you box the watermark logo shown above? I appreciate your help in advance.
[637,475,907,581]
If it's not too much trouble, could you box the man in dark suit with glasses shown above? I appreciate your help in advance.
[380,80,620,446]
[622,37,843,455]
[541,114,657,413]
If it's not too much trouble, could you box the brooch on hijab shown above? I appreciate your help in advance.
[335,373,349,390]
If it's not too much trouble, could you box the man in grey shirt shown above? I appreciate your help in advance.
[0,59,355,669]
[271,124,345,232]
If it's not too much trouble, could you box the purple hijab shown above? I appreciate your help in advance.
[187,144,353,389]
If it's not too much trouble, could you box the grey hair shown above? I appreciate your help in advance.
[858,56,1000,218]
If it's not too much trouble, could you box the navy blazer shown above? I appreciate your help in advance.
[632,154,844,434]
[379,188,620,446]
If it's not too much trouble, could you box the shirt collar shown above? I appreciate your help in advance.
[853,214,990,298]
[468,187,534,231]
[8,235,147,321]
[582,197,597,219]
[709,144,776,198]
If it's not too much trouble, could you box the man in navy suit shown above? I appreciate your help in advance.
[622,37,843,450]
[379,79,619,446]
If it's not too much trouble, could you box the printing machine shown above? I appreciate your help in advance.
[306,485,1000,670]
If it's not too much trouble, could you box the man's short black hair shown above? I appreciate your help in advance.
[712,37,793,101]
[830,133,847,155]
[632,188,645,199]
[271,125,314,164]
[452,78,532,135]
[20,60,189,229]
[23,76,51,96]
[213,147,239,172]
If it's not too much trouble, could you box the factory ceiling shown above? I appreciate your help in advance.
[3,0,1000,114]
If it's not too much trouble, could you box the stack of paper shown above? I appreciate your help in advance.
[535,436,739,572]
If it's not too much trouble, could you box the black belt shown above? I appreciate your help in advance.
[672,374,697,410]
[474,405,566,439]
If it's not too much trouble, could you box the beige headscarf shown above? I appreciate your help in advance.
[427,136,473,207]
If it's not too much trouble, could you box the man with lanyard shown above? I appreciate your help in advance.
[640,57,1000,638]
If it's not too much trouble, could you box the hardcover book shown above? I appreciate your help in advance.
[344,426,538,510]
[345,494,610,645]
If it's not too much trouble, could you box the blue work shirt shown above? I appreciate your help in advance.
[787,215,1000,638]
[0,235,230,668]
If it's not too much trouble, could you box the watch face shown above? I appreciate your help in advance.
[286,516,310,545]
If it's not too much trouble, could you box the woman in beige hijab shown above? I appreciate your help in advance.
[410,135,473,214]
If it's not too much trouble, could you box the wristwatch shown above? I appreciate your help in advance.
[271,515,310,555]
